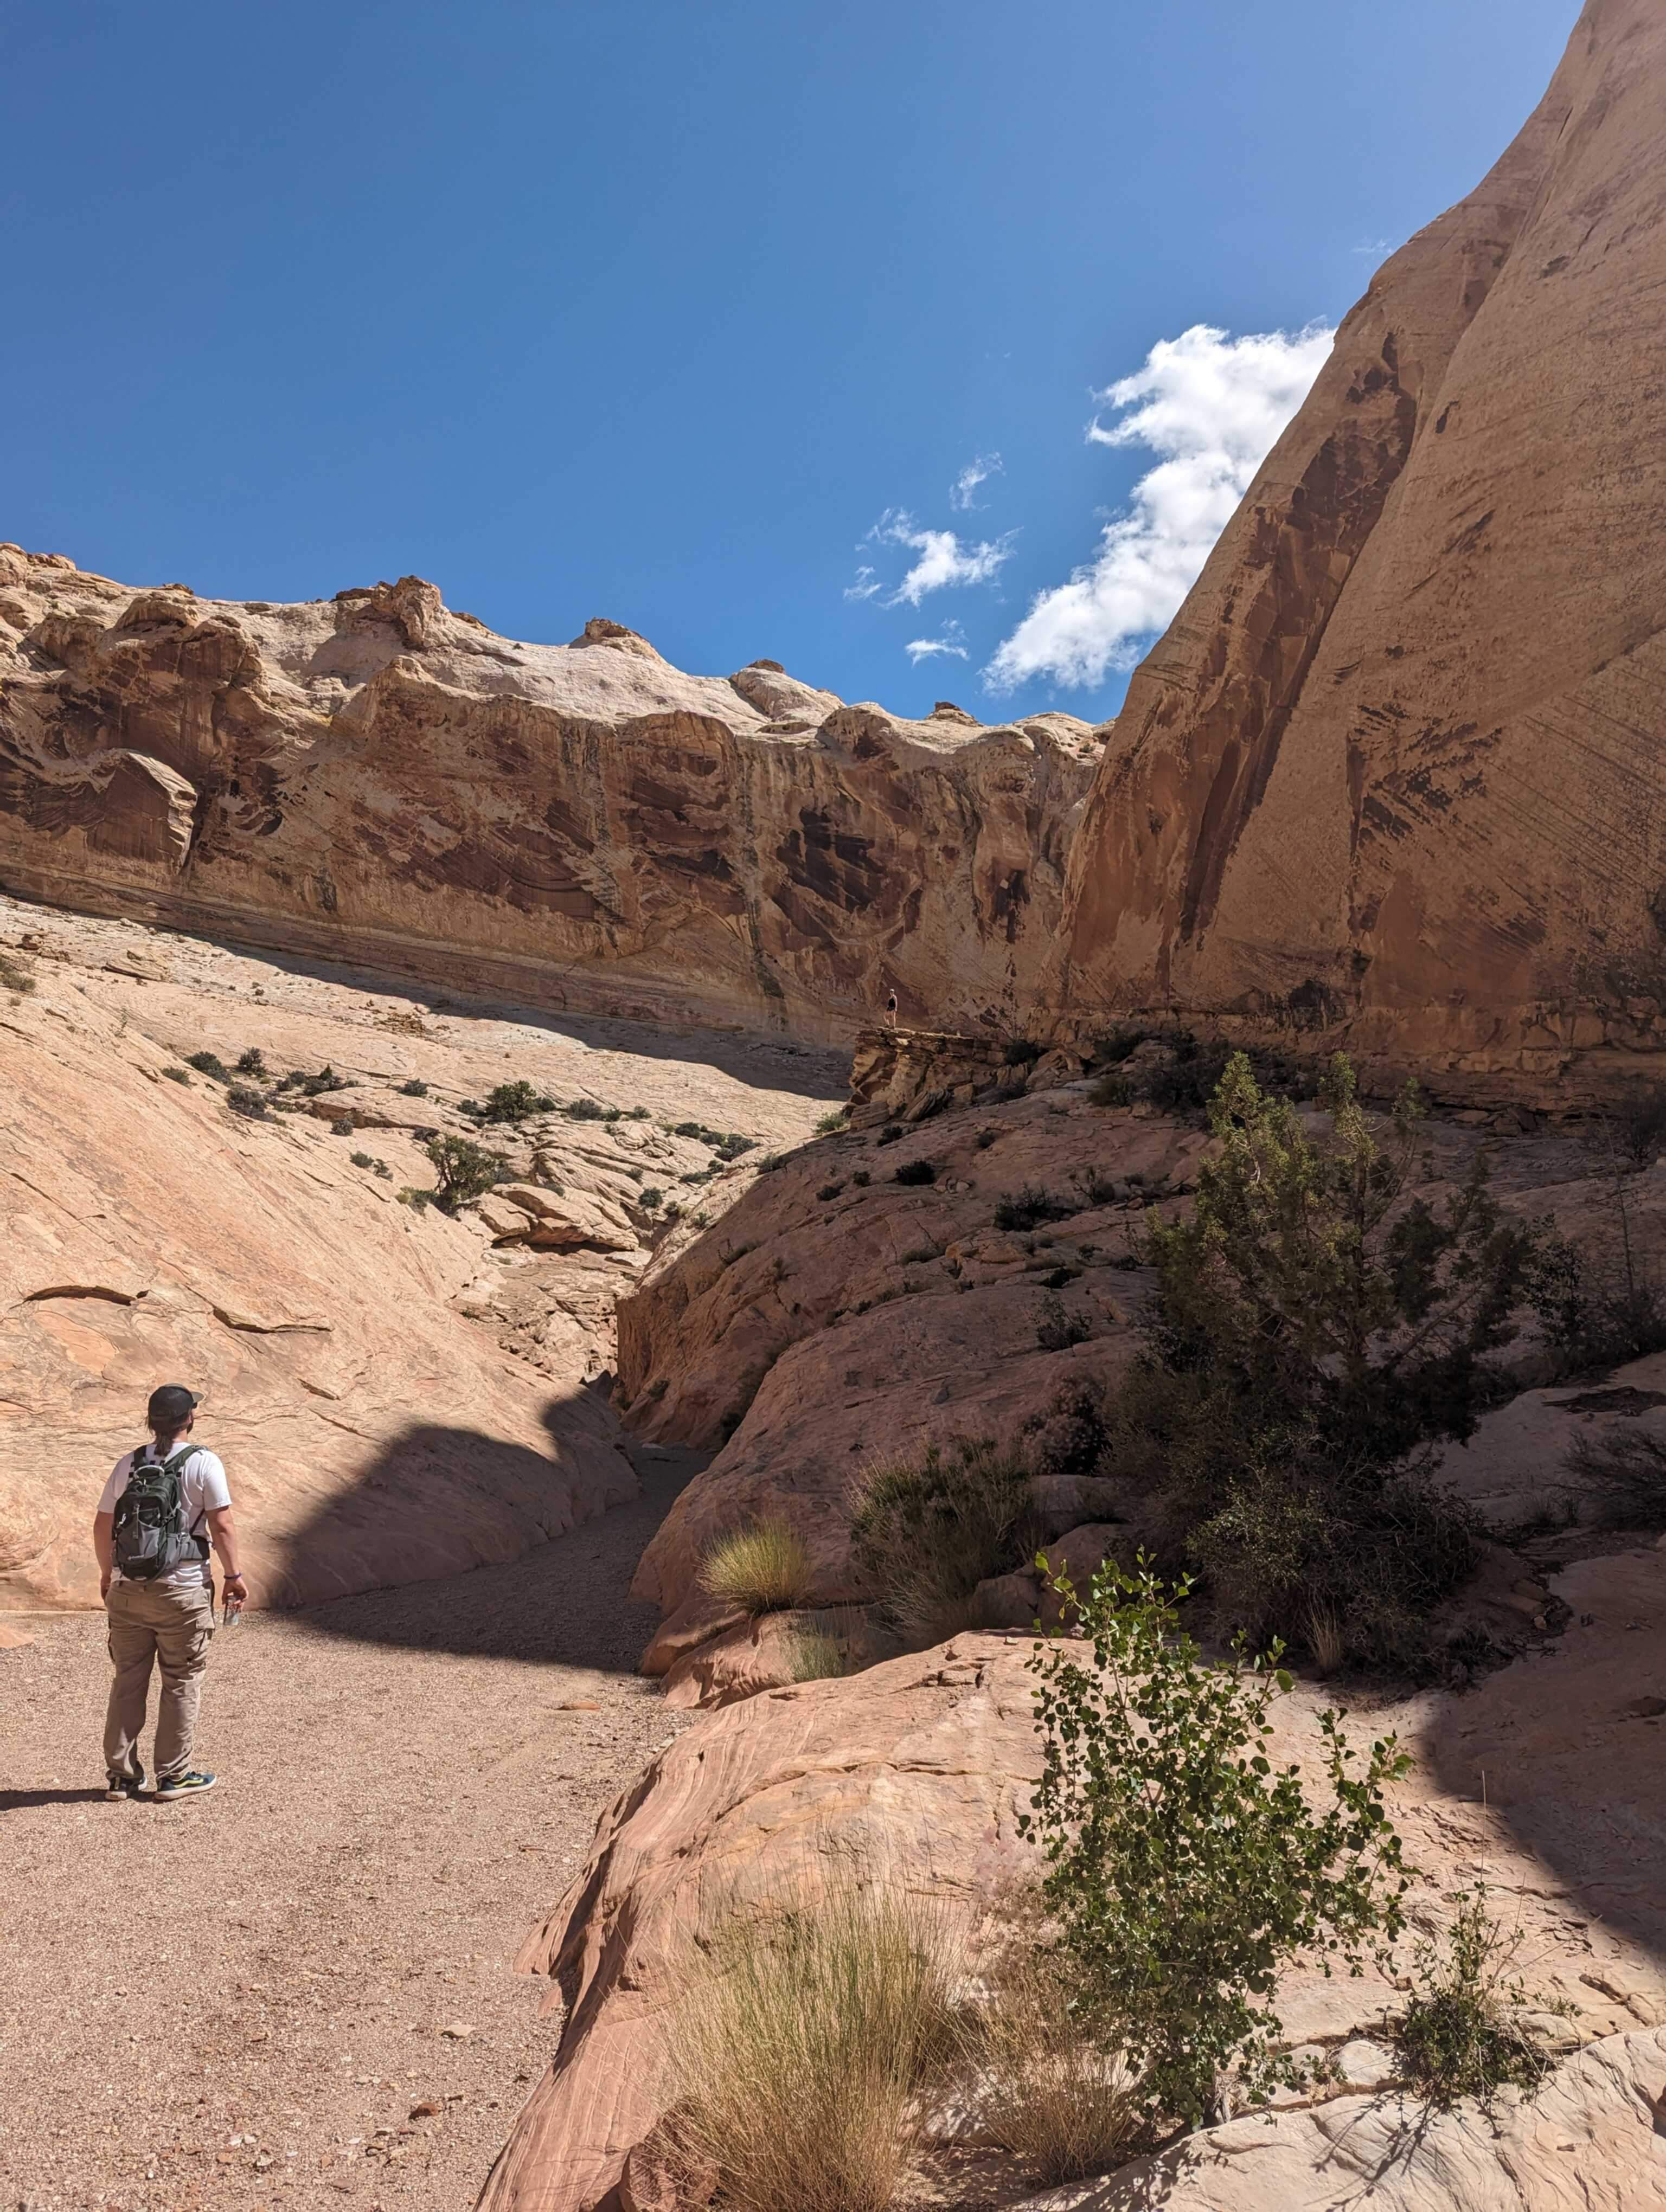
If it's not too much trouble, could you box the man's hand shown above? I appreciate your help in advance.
[100,1567,113,1600]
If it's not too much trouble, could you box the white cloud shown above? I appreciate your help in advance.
[905,621,969,664]
[1351,236,1395,256]
[865,509,1014,606]
[985,321,1334,692]
[949,452,1003,511]
[843,564,883,603]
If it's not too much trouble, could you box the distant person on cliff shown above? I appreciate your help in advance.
[885,990,899,1028]
[93,1384,246,1802]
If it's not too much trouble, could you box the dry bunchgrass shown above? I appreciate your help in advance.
[790,1626,855,1681]
[1305,1604,1346,1676]
[697,1519,815,1615]
[958,1902,1142,2184]
[666,1878,963,2212]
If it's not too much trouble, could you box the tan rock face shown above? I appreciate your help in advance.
[0,896,838,1611]
[1055,0,1666,1108]
[483,1563,1666,2211]
[0,545,1098,1046]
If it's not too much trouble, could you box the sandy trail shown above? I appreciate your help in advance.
[0,1446,701,2212]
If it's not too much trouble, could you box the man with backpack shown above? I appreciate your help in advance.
[93,1384,246,1802]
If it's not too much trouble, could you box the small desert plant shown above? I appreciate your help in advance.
[1566,1425,1666,1526]
[1396,1888,1555,2106]
[893,1158,936,1186]
[1036,1293,1091,1352]
[161,1066,191,1085]
[789,1627,855,1682]
[994,1185,1075,1232]
[1023,1377,1107,1479]
[1071,1167,1121,1207]
[331,1114,356,1135]
[876,1124,904,1146]
[850,1439,1039,1648]
[1088,1070,1132,1109]
[698,1521,815,1615]
[424,1133,508,1212]
[471,1079,554,1123]
[815,1107,850,1135]
[1022,1559,1409,2127]
[667,1876,962,2212]
[959,1917,1141,2184]
[226,1084,268,1118]
[1002,1036,1043,1066]
[817,1180,845,1201]
[638,1186,664,1211]
[350,1150,374,1168]
[561,1095,606,1121]
[975,1126,1000,1149]
[1610,1084,1666,1168]
[185,1050,232,1084]
[852,1169,871,1187]
[0,950,37,995]
[399,1077,430,1097]
[234,1046,266,1076]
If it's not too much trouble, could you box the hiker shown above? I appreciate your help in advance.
[885,989,899,1028]
[93,1384,245,1802]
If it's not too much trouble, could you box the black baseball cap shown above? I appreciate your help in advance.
[146,1384,201,1431]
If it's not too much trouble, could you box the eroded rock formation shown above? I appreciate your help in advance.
[482,1583,1666,2210]
[1055,0,1666,1108]
[0,898,837,1611]
[0,549,1098,1045]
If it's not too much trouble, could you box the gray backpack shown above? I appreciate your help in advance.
[111,1446,209,1580]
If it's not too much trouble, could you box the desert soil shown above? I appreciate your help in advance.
[0,1445,704,2212]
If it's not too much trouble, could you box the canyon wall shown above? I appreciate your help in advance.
[0,552,1097,1045]
[1056,0,1666,1108]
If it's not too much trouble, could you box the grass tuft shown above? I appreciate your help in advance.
[698,1520,816,1615]
[1396,1888,1557,2106]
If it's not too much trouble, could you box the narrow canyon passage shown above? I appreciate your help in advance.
[0,1445,704,2212]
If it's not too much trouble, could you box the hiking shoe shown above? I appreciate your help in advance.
[154,1769,216,1801]
[105,1767,146,1801]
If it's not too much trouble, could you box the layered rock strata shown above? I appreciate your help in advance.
[0,897,837,1611]
[1055,0,1666,1108]
[0,550,1098,1045]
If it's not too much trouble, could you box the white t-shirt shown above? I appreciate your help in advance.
[99,1445,232,1588]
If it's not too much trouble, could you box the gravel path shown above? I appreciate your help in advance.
[0,1448,701,2212]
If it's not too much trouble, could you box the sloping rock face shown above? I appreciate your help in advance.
[0,548,1098,1046]
[0,897,837,1611]
[1056,0,1666,1109]
[480,1579,1666,2212]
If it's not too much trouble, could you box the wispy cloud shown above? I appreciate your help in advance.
[1351,236,1395,256]
[985,321,1334,692]
[905,620,969,664]
[866,509,1014,606]
[949,452,1003,511]
[843,564,883,603]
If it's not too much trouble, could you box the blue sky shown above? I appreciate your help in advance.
[3,0,1577,724]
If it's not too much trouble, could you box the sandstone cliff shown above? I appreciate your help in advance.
[0,550,1097,1046]
[0,898,837,1612]
[1056,0,1666,1108]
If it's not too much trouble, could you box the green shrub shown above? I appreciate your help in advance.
[815,1107,850,1135]
[638,1186,664,1211]
[817,1181,845,1202]
[1036,1293,1091,1353]
[1023,1378,1107,1480]
[563,1095,606,1121]
[850,1439,1039,1648]
[1088,1070,1132,1108]
[995,1185,1074,1232]
[852,1169,871,1187]
[1002,1037,1043,1066]
[185,1051,231,1084]
[350,1150,374,1168]
[699,1521,815,1614]
[668,1878,961,2212]
[876,1124,904,1146]
[1396,1888,1555,2106]
[234,1046,266,1076]
[1022,1560,1409,2127]
[1611,1084,1666,1168]
[226,1084,268,1119]
[789,1627,855,1682]
[1111,1052,1547,1670]
[162,1066,191,1085]
[0,951,37,995]
[398,1077,429,1098]
[471,1079,554,1123]
[893,1159,935,1186]
[423,1133,508,1212]
[629,1103,651,1119]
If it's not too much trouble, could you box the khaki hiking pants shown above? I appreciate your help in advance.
[104,1578,215,1782]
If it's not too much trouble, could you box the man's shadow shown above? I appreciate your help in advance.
[0,1787,110,1810]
